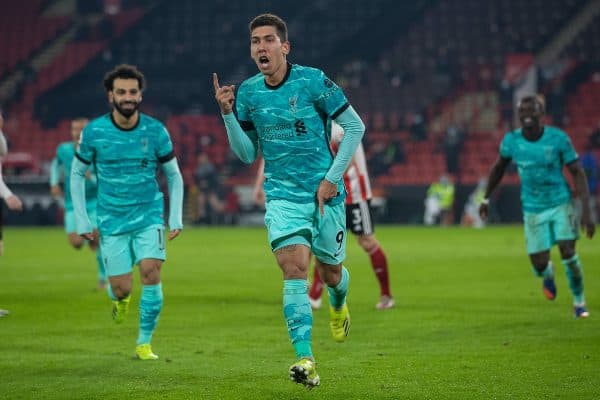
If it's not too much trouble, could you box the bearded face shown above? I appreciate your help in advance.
[113,98,140,118]
[109,78,142,119]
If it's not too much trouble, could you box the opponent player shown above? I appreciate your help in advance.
[71,64,184,359]
[480,95,595,318]
[214,13,365,388]
[0,112,23,316]
[253,121,394,310]
[50,118,107,289]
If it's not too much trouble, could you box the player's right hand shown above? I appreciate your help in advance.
[317,179,338,216]
[213,73,235,115]
[80,232,94,241]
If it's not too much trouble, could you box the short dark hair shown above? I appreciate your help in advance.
[103,64,145,92]
[518,95,545,113]
[249,13,288,42]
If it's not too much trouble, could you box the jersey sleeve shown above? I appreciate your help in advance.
[560,131,578,165]
[0,162,14,198]
[235,83,257,132]
[76,126,95,164]
[499,133,513,159]
[0,130,8,157]
[49,156,61,186]
[54,145,63,166]
[309,69,349,119]
[156,124,175,163]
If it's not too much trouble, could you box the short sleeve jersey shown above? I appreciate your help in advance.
[499,126,577,212]
[55,142,98,210]
[76,113,174,235]
[236,63,349,205]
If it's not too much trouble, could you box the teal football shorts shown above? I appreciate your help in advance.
[99,224,166,276]
[524,201,579,254]
[265,199,347,265]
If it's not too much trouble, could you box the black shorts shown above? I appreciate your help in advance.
[346,199,374,236]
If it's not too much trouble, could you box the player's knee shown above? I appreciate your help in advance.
[322,270,341,286]
[529,253,550,271]
[315,262,341,286]
[280,261,307,279]
[140,259,162,284]
[357,234,377,252]
[557,241,576,259]
[111,285,131,299]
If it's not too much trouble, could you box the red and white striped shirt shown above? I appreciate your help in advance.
[330,122,372,204]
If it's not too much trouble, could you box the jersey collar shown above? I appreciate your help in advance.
[110,112,141,132]
[264,62,292,90]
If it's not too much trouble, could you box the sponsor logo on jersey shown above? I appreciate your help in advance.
[289,95,298,113]
[294,120,307,135]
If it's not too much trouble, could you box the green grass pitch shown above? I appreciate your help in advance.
[0,225,599,399]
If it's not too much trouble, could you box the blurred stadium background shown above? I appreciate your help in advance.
[1,0,600,226]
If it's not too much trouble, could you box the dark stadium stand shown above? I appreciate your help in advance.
[0,0,599,216]
[0,1,70,78]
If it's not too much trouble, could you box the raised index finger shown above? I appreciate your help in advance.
[212,73,220,92]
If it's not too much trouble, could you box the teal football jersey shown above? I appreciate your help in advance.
[500,126,577,212]
[236,63,349,205]
[76,113,174,235]
[54,141,98,210]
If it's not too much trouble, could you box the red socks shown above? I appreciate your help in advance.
[370,246,391,296]
[309,268,324,299]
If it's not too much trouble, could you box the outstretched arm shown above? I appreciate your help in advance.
[160,158,184,240]
[479,156,511,220]
[567,160,595,238]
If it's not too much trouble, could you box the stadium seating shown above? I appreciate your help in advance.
[0,1,70,78]
[1,0,598,191]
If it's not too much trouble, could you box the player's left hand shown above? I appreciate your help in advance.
[317,179,338,216]
[581,213,595,239]
[168,229,181,240]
